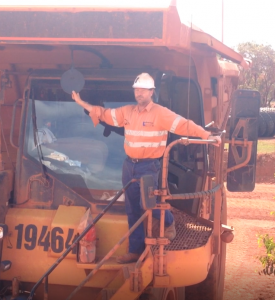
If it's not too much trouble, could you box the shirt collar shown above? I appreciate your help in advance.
[134,101,154,112]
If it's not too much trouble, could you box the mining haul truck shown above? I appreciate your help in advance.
[0,1,260,300]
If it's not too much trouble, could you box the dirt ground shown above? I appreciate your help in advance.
[223,183,275,300]
[256,153,275,184]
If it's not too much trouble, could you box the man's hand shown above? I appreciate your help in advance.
[72,91,82,103]
[208,135,221,147]
[71,91,94,114]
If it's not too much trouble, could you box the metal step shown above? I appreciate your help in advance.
[76,257,135,270]
[154,208,213,252]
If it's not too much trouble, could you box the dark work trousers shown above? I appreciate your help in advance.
[122,157,174,254]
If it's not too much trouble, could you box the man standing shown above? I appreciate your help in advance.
[72,73,221,264]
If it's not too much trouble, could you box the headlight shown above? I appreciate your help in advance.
[0,224,8,239]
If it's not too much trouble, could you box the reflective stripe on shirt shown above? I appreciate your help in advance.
[90,102,209,158]
[170,115,182,133]
[111,109,118,126]
[125,129,168,137]
[125,139,167,148]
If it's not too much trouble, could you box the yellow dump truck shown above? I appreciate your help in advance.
[0,1,260,299]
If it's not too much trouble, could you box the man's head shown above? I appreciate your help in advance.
[132,73,155,107]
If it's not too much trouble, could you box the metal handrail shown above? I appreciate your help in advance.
[157,137,222,276]
[27,179,138,300]
[9,98,22,149]
[161,137,219,194]
[166,184,222,200]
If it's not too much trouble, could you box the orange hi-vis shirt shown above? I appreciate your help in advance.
[89,101,210,159]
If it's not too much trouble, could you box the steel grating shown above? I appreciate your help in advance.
[153,208,212,252]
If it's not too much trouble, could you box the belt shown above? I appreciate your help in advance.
[127,156,160,163]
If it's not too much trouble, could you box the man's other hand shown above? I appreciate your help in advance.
[208,135,221,147]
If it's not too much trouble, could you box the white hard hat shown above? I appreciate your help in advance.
[132,73,155,89]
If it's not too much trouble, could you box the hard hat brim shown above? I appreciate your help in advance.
[132,84,155,89]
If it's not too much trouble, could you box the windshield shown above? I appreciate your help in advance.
[24,81,135,201]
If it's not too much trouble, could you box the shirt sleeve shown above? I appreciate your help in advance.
[89,106,124,127]
[157,106,210,140]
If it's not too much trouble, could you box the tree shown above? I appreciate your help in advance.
[236,42,275,107]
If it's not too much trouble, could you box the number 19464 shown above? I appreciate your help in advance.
[15,224,77,254]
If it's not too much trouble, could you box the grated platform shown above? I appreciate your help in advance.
[153,208,213,251]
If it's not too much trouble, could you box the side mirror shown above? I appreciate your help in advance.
[227,89,260,192]
[140,175,156,210]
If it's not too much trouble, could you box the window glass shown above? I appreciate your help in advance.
[25,98,131,201]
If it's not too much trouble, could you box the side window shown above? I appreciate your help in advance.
[158,80,171,108]
[170,78,203,126]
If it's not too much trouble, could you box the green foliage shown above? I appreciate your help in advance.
[257,139,275,153]
[257,223,275,276]
[237,42,275,107]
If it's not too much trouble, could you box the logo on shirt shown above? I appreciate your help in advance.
[124,119,130,126]
[143,121,154,127]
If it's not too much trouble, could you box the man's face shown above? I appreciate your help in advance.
[134,88,154,106]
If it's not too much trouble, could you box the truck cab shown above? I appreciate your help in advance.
[0,1,260,300]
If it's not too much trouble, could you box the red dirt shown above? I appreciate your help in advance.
[256,153,275,183]
[224,184,275,300]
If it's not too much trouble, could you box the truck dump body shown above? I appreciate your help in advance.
[0,1,247,67]
[0,11,163,42]
[0,2,259,300]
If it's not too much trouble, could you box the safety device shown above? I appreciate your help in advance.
[60,49,85,94]
[132,73,155,89]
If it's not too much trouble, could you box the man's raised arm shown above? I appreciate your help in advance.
[72,91,124,127]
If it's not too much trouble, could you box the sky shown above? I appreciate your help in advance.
[178,0,275,49]
[0,0,274,49]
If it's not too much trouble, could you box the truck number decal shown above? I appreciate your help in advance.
[15,224,77,254]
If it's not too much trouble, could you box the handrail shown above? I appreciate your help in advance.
[9,98,22,149]
[27,178,138,300]
[157,137,222,276]
[166,184,222,200]
[161,137,219,193]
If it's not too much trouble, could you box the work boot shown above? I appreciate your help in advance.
[164,221,176,241]
[151,218,176,241]
[116,253,140,264]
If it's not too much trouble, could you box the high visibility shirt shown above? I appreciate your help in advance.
[89,101,210,159]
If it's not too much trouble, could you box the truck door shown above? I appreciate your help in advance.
[159,76,207,215]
